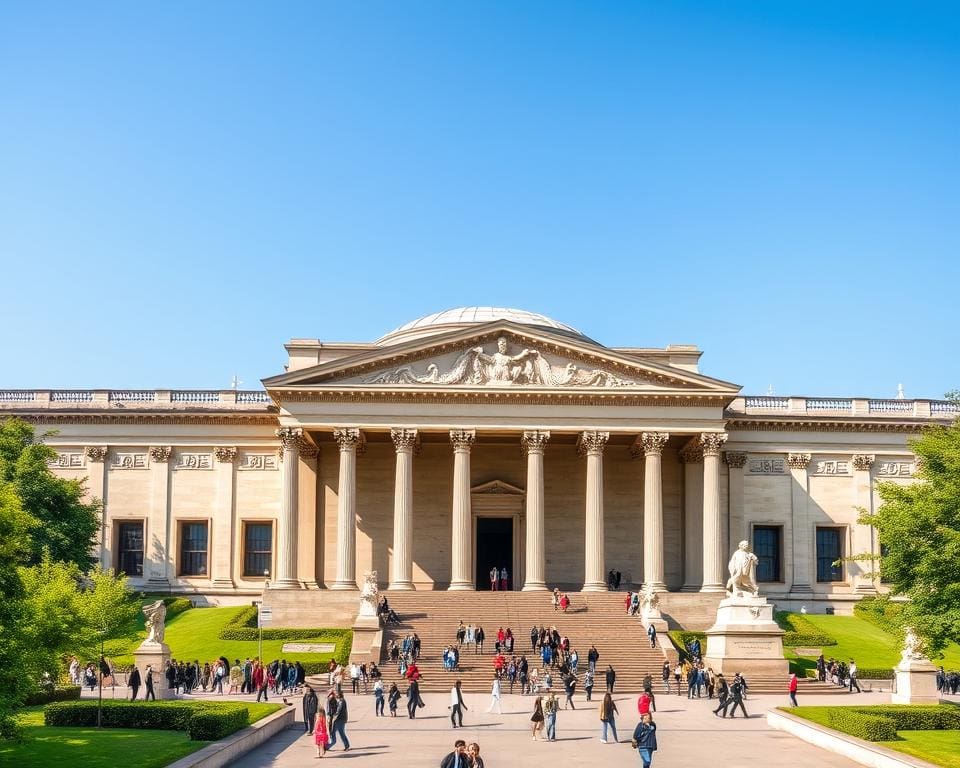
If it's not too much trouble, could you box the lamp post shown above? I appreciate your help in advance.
[97,631,106,728]
[259,569,270,661]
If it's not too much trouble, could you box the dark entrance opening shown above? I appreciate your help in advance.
[475,517,513,590]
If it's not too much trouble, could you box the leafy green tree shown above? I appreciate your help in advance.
[862,407,960,656]
[0,418,100,568]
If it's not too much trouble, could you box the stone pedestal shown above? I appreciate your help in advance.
[891,658,940,705]
[704,596,788,677]
[133,642,174,699]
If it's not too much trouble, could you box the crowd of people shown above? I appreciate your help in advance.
[815,655,863,692]
[937,667,960,694]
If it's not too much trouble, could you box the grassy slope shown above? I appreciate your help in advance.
[106,605,344,666]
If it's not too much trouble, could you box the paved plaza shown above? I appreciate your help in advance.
[226,688,876,767]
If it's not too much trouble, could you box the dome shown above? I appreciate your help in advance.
[376,306,595,346]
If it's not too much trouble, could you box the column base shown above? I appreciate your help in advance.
[447,581,475,591]
[645,581,668,592]
[680,584,701,592]
[581,581,608,592]
[388,581,415,591]
[330,580,358,590]
[522,582,548,591]
[699,583,726,593]
[271,578,303,590]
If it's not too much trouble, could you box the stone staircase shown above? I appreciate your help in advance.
[373,591,665,693]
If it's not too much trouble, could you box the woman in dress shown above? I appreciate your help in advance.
[314,704,330,758]
[530,695,545,741]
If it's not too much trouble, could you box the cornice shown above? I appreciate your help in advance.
[725,417,926,434]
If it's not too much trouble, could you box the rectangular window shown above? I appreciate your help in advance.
[816,527,844,582]
[117,521,144,577]
[243,522,273,578]
[753,525,782,582]
[179,521,209,577]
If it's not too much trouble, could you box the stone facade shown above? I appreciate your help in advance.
[1,308,954,608]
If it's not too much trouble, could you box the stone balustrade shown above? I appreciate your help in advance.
[732,395,957,419]
[0,389,273,410]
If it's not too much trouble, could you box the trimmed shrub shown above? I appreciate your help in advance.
[668,631,706,661]
[163,597,194,619]
[188,707,249,741]
[776,612,837,647]
[828,708,898,741]
[24,686,81,706]
[861,705,960,731]
[43,700,252,740]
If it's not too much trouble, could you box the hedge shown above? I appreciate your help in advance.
[43,700,253,741]
[163,597,194,619]
[828,709,898,741]
[775,611,837,648]
[668,631,706,661]
[24,686,81,706]
[217,609,353,664]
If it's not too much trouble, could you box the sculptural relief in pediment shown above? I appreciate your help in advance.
[349,336,641,388]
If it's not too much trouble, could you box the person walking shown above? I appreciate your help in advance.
[788,673,799,707]
[407,679,422,719]
[661,661,671,694]
[849,660,862,693]
[144,664,155,701]
[647,623,657,649]
[388,682,400,716]
[599,692,619,743]
[584,668,595,701]
[314,704,330,758]
[254,663,269,702]
[327,690,350,752]
[475,626,485,654]
[588,645,599,673]
[486,675,502,714]
[605,664,617,694]
[440,739,468,768]
[563,671,576,709]
[128,665,141,701]
[530,696,545,741]
[632,713,658,768]
[712,674,729,716]
[303,685,319,733]
[725,676,748,718]
[544,690,559,741]
[450,679,467,728]
[374,678,385,716]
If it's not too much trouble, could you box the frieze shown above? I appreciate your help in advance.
[877,461,915,478]
[175,452,213,470]
[747,458,786,475]
[112,452,148,470]
[362,336,638,388]
[47,451,84,469]
[811,459,851,476]
[238,453,279,471]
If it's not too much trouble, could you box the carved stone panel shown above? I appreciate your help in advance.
[175,452,212,470]
[238,453,279,471]
[47,451,84,469]
[112,452,148,470]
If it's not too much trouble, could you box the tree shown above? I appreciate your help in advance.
[0,418,100,568]
[861,407,960,656]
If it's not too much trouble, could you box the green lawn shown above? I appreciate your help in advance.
[783,614,960,672]
[2,703,283,768]
[885,731,960,768]
[106,605,346,667]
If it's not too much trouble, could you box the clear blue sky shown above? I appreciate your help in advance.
[1,2,957,398]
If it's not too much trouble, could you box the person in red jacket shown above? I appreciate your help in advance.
[788,673,799,707]
[253,662,268,702]
[637,691,652,716]
[405,661,420,682]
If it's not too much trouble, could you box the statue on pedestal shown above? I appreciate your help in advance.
[359,571,379,618]
[639,583,661,622]
[142,600,167,644]
[725,540,759,598]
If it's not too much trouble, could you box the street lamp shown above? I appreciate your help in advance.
[259,569,270,661]
[97,630,106,728]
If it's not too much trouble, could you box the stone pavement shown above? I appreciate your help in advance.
[227,687,886,767]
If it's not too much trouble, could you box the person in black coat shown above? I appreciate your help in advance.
[605,665,616,694]
[303,686,319,733]
[407,679,422,719]
[632,713,658,768]
[128,666,142,701]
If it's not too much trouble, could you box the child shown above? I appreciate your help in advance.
[314,707,330,757]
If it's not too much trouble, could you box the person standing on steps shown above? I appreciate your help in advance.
[500,566,509,591]
[490,566,498,591]
[588,645,599,673]
[661,661,671,694]
[475,625,485,654]
[584,668,595,701]
[530,624,539,652]
[450,679,467,728]
[647,623,657,648]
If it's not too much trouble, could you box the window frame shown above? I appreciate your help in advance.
[116,519,145,578]
[816,526,846,583]
[178,520,210,578]
[242,520,275,579]
[752,524,783,583]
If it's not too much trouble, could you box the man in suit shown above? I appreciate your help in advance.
[128,665,141,701]
[440,739,468,768]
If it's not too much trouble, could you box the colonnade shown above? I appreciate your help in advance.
[272,427,728,592]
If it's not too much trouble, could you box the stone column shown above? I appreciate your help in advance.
[788,453,813,593]
[297,441,320,587]
[579,431,609,592]
[724,452,748,551]
[680,444,703,591]
[85,447,109,568]
[212,447,237,588]
[638,432,669,591]
[390,428,418,590]
[147,447,172,585]
[449,430,476,591]
[700,432,728,593]
[522,430,550,591]
[274,428,303,589]
[331,428,362,590]
[852,454,877,593]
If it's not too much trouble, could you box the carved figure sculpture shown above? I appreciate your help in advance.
[359,570,379,617]
[639,583,661,621]
[901,628,927,664]
[725,540,760,597]
[143,599,167,644]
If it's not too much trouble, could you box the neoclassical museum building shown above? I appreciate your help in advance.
[3,307,955,611]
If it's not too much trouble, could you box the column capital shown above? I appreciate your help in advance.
[85,446,108,462]
[699,432,728,457]
[788,452,811,469]
[276,427,303,450]
[632,432,669,458]
[214,446,237,463]
[679,442,703,464]
[577,430,609,457]
[149,446,172,463]
[333,428,363,451]
[449,429,476,451]
[521,430,551,455]
[852,454,875,471]
[298,439,319,460]
[391,428,419,453]
[724,451,748,469]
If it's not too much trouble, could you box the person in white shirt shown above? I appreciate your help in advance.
[450,679,467,728]
[486,674,502,714]
[350,663,360,694]
[848,660,861,693]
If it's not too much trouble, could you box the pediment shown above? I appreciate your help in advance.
[263,321,739,395]
[472,480,525,495]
